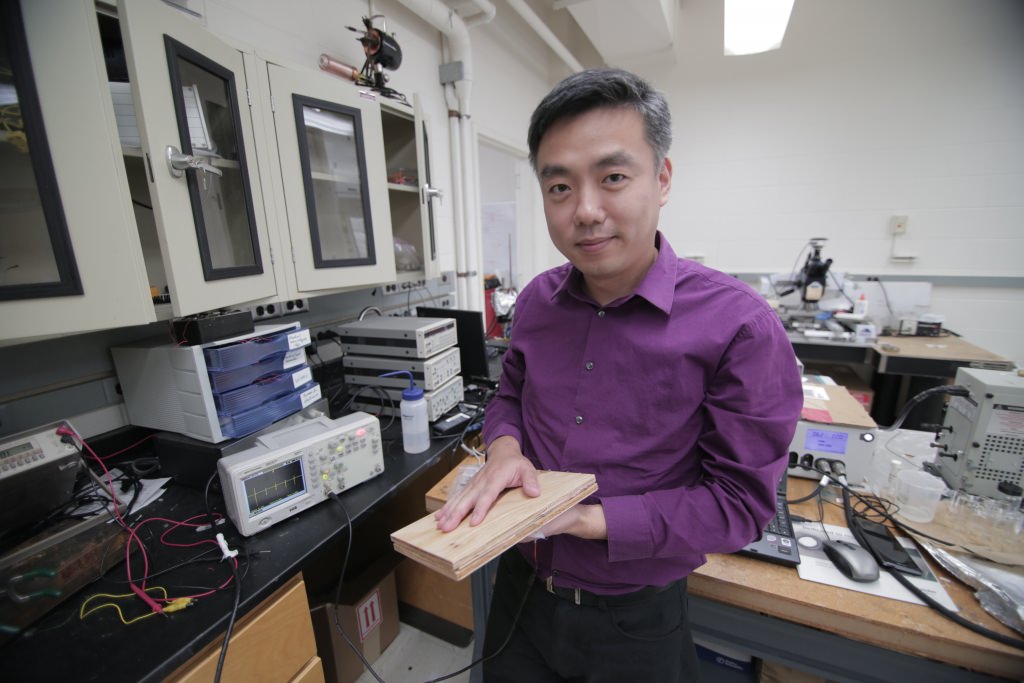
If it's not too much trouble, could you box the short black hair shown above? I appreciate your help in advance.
[527,68,672,170]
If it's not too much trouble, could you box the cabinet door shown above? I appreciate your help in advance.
[0,0,152,342]
[416,102,441,279]
[119,1,277,317]
[383,98,441,280]
[263,62,395,294]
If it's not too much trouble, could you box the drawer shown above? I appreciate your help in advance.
[165,574,317,683]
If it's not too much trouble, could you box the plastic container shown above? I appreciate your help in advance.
[895,469,946,523]
[380,370,430,453]
[853,293,869,317]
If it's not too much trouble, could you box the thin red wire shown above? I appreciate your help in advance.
[58,424,237,605]
[95,433,157,461]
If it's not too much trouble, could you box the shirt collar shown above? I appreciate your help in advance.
[552,231,679,315]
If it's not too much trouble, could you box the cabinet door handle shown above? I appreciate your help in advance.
[422,184,443,203]
[165,145,224,179]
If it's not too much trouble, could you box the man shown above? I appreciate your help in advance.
[436,68,803,681]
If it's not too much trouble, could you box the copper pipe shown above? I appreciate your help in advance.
[318,54,359,82]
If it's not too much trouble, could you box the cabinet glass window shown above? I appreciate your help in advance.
[0,0,81,301]
[164,37,261,281]
[293,95,376,268]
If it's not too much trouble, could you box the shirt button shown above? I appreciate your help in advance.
[597,310,606,318]
[575,415,584,424]
[585,362,594,370]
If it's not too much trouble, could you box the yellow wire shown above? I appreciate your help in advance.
[79,586,168,626]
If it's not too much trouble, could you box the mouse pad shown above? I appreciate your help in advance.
[792,521,957,611]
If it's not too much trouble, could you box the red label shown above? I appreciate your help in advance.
[356,588,382,641]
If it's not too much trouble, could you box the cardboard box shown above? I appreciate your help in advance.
[803,362,875,413]
[395,556,474,631]
[310,556,400,683]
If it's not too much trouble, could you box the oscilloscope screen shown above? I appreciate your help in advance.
[243,456,306,517]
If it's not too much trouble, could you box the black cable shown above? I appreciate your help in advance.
[880,384,970,431]
[788,483,825,505]
[424,570,535,682]
[871,277,894,320]
[828,270,855,307]
[204,470,220,528]
[336,384,398,430]
[213,559,243,683]
[327,494,387,683]
[839,482,1024,651]
[820,462,954,547]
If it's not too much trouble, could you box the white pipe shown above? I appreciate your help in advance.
[462,0,497,27]
[396,0,486,309]
[449,110,469,306]
[461,116,483,311]
[505,0,584,73]
[440,38,469,307]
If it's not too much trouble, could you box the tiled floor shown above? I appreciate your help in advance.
[354,623,474,683]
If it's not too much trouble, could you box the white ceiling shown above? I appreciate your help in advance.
[555,0,677,65]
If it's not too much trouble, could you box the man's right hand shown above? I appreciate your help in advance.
[434,435,541,532]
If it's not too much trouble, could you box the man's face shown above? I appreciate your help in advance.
[535,106,672,299]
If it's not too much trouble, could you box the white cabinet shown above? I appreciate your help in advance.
[382,100,442,280]
[118,0,279,315]
[257,59,396,297]
[0,0,418,345]
[1,0,154,342]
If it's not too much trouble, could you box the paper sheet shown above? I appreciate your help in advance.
[794,521,958,611]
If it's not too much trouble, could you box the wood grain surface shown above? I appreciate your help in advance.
[392,470,598,581]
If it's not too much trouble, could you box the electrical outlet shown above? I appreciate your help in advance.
[250,302,282,321]
[891,215,908,235]
[250,298,307,321]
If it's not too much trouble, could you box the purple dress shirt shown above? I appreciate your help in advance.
[482,232,803,594]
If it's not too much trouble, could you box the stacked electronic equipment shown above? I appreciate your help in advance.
[337,317,464,422]
[932,367,1024,498]
[112,322,321,443]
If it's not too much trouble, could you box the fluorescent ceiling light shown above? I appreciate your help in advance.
[724,0,795,56]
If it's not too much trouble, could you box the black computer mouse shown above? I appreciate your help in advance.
[822,539,879,582]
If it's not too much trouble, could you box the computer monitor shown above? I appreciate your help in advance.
[416,307,492,381]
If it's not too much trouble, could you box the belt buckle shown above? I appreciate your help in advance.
[545,576,581,605]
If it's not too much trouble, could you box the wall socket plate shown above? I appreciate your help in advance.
[891,215,909,235]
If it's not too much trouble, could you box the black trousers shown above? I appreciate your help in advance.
[481,549,701,682]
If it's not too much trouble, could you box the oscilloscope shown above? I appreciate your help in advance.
[218,412,383,536]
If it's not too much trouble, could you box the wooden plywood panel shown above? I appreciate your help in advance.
[391,470,598,581]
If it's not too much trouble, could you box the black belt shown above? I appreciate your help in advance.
[507,550,681,607]
[540,574,681,607]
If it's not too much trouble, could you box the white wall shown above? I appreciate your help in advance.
[629,0,1024,361]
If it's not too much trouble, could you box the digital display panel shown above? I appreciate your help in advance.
[243,457,306,517]
[804,429,848,455]
[0,442,34,461]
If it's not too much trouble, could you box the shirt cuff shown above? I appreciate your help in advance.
[601,495,654,562]
[482,424,523,450]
